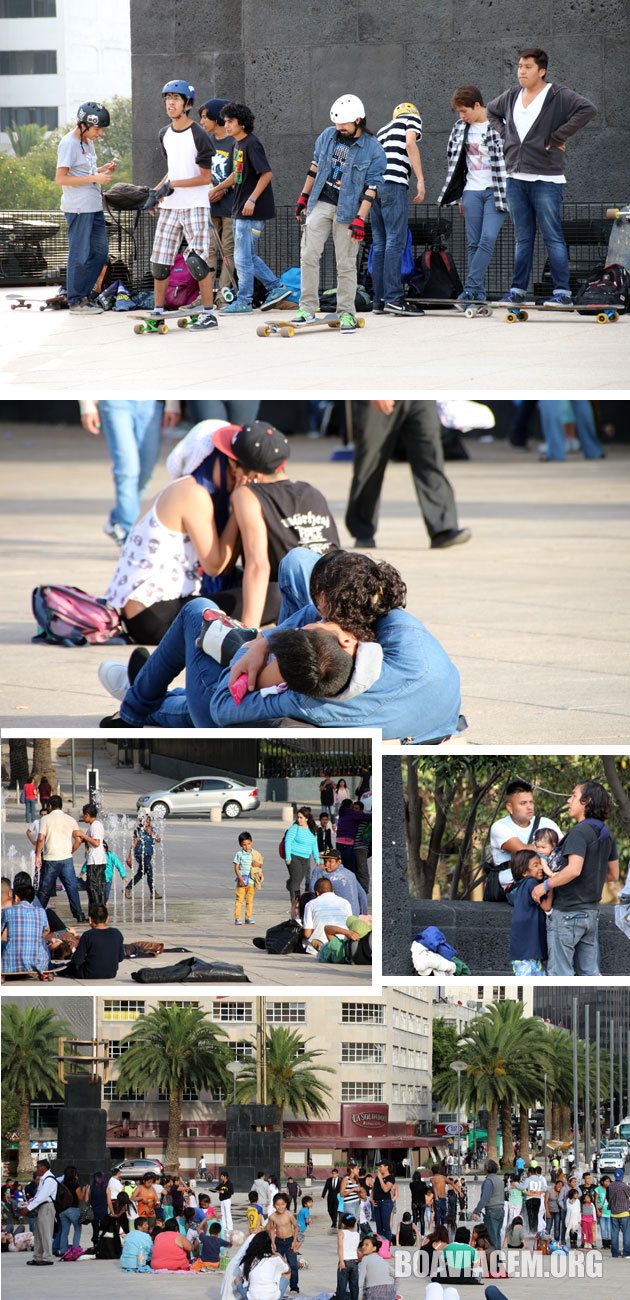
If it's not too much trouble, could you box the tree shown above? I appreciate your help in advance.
[1,1004,69,1180]
[31,739,56,788]
[236,1027,334,1163]
[8,739,29,788]
[116,1005,231,1174]
[7,122,49,157]
[431,1018,463,1097]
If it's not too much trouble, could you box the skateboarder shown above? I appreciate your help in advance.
[293,94,386,333]
[199,97,236,294]
[55,102,116,314]
[439,85,507,306]
[372,101,425,314]
[211,103,291,314]
[149,79,218,330]
[487,48,597,307]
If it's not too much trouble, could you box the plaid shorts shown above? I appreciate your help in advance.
[151,205,211,267]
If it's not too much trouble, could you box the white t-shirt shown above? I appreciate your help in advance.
[247,1254,289,1300]
[511,84,565,183]
[340,1228,360,1260]
[39,808,80,860]
[490,813,562,887]
[303,894,352,952]
[85,818,107,866]
[523,1174,548,1194]
[107,1174,124,1202]
[464,121,494,190]
[159,121,214,210]
[56,129,103,213]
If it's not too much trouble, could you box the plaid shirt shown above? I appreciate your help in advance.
[438,119,508,212]
[1,901,49,973]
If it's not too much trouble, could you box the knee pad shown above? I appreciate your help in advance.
[150,261,171,280]
[185,249,211,281]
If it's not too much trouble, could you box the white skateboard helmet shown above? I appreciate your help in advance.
[330,94,365,124]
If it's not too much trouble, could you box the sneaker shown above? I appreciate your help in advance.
[383,300,425,316]
[430,527,472,549]
[372,300,385,314]
[98,648,149,702]
[69,298,103,314]
[245,918,253,924]
[103,521,128,546]
[190,308,219,329]
[291,308,317,325]
[260,283,292,311]
[124,886,132,899]
[497,289,528,306]
[221,300,254,314]
[152,891,163,901]
[353,536,376,549]
[99,713,135,728]
[542,292,573,307]
[338,312,358,332]
[235,918,243,925]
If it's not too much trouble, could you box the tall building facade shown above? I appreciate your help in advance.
[0,0,130,147]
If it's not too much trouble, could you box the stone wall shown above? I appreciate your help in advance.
[130,1,628,203]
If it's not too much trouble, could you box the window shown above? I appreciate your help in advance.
[477,986,484,1002]
[103,1000,145,1022]
[0,1,56,15]
[232,1041,255,1060]
[492,987,506,1002]
[341,1082,384,1102]
[0,105,57,130]
[341,1042,385,1064]
[341,1003,385,1025]
[108,1041,130,1059]
[400,1048,407,1068]
[159,1001,199,1009]
[103,1083,144,1101]
[392,1085,399,1104]
[266,1003,306,1024]
[158,1086,198,1101]
[420,1018,429,1037]
[213,1001,253,1023]
[0,50,57,74]
[392,1008,399,1029]
[392,1046,398,1067]
[517,987,523,1002]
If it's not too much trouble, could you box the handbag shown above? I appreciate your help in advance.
[79,1202,94,1224]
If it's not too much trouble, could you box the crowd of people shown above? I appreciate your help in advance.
[483,778,620,976]
[58,47,597,329]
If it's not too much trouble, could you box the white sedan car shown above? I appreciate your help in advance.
[137,776,260,819]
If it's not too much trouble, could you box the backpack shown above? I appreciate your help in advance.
[574,263,630,313]
[104,182,151,212]
[482,815,541,903]
[32,584,130,647]
[54,1180,74,1213]
[165,252,201,309]
[367,228,414,281]
[61,1245,84,1261]
[264,918,304,955]
[278,831,288,860]
[408,245,463,302]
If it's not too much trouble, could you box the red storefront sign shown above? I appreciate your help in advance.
[340,1103,389,1139]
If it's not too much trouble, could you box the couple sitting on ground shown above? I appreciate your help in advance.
[98,546,463,743]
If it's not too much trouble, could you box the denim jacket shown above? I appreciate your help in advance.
[308,126,387,224]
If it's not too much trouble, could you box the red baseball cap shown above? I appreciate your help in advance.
[212,421,290,472]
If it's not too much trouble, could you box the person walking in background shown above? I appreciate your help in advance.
[35,794,86,922]
[438,85,507,306]
[125,814,163,902]
[371,101,425,315]
[80,400,164,545]
[345,401,471,550]
[537,400,605,462]
[284,810,323,919]
[198,98,237,297]
[23,775,38,823]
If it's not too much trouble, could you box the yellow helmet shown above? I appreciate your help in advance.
[393,102,419,118]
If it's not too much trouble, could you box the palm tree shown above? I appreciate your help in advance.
[116,1004,231,1174]
[8,739,29,788]
[1,1003,69,1180]
[236,1026,334,1163]
[32,738,56,789]
[7,122,49,157]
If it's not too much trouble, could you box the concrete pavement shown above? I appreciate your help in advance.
[1,424,629,743]
[1,287,629,393]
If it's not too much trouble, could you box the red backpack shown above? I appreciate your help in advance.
[32,584,129,647]
[165,253,201,309]
[278,831,288,860]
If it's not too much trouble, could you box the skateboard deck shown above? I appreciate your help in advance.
[257,314,365,337]
[7,293,66,312]
[129,309,202,335]
[503,303,623,324]
[407,297,494,318]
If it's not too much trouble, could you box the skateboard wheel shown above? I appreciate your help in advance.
[177,317,188,328]
[506,311,517,323]
[26,302,32,308]
[464,307,476,319]
[482,306,492,317]
[518,310,528,321]
[610,311,619,322]
[596,313,607,324]
[327,320,339,328]
[158,323,168,334]
[280,325,294,337]
[134,323,145,334]
[357,317,365,328]
[256,324,269,336]
[223,288,235,303]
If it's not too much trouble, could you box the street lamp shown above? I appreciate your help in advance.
[227,1059,246,1105]
[450,1061,468,1176]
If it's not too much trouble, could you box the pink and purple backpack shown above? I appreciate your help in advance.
[31,584,130,647]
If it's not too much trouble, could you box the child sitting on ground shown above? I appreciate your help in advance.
[197,608,381,705]
[234,831,256,927]
[504,1215,526,1250]
[508,848,552,976]
[191,1221,231,1271]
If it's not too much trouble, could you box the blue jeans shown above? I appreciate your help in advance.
[25,798,37,822]
[274,1236,299,1289]
[64,210,109,305]
[186,401,260,424]
[546,907,599,975]
[98,401,163,533]
[547,1210,562,1239]
[370,181,410,304]
[232,219,279,305]
[483,1205,505,1251]
[537,400,604,461]
[37,858,82,918]
[373,1198,394,1240]
[461,188,505,298]
[506,178,569,294]
[609,1213,630,1257]
[59,1206,81,1254]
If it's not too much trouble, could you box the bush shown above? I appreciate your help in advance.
[0,154,58,209]
[0,97,132,211]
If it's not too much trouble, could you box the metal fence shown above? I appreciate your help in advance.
[258,738,372,780]
[0,204,613,298]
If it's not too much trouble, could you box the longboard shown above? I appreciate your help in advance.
[504,303,623,324]
[257,314,365,337]
[406,297,493,318]
[7,293,66,312]
[129,309,202,335]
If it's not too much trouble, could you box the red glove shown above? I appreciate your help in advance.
[295,192,309,222]
[349,216,365,242]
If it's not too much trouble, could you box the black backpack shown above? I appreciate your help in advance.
[264,919,304,955]
[574,263,630,313]
[408,245,463,303]
[104,183,151,211]
[54,1179,74,1213]
[482,815,541,903]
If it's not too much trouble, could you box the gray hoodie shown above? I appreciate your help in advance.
[486,83,597,177]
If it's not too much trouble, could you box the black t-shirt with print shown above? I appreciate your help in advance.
[246,480,339,580]
[231,133,275,220]
[321,135,351,205]
[554,819,618,911]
